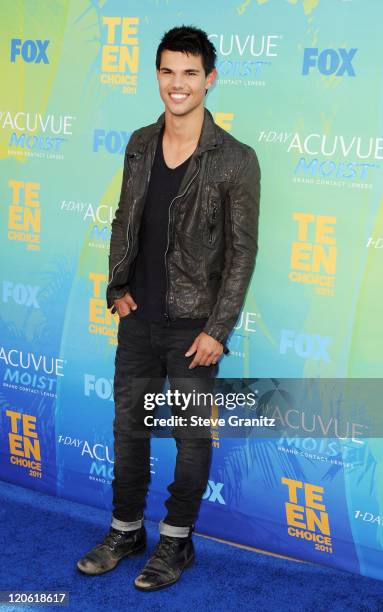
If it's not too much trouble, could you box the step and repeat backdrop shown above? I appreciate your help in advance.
[1,0,383,580]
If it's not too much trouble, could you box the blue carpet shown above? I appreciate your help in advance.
[1,480,383,612]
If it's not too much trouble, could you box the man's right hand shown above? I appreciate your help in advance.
[113,292,137,318]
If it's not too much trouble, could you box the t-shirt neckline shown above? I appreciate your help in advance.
[159,127,193,172]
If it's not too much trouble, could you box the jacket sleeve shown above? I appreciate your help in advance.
[106,142,133,310]
[203,147,261,346]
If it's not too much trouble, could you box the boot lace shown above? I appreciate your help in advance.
[152,536,182,560]
[102,529,125,551]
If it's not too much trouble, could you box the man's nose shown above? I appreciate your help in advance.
[170,74,185,89]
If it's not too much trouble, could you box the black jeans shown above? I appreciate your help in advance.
[112,314,218,527]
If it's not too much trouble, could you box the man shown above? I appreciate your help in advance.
[77,25,260,591]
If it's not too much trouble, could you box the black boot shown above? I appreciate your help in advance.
[134,533,194,591]
[77,525,146,576]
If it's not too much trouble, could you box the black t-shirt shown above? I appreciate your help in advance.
[129,128,208,328]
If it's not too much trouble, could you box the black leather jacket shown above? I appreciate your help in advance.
[106,108,261,347]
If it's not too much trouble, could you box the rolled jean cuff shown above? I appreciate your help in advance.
[111,516,143,531]
[159,520,191,538]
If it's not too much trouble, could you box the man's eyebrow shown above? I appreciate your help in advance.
[159,67,200,72]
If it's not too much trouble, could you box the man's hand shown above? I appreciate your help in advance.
[114,292,137,318]
[185,332,223,369]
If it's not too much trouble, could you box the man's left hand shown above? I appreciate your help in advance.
[185,332,223,369]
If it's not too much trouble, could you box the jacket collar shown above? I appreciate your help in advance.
[134,107,223,156]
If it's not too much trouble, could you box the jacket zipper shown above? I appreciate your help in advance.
[164,156,201,320]
[107,220,132,292]
[209,201,217,244]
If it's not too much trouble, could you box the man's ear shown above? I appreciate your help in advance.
[206,67,218,90]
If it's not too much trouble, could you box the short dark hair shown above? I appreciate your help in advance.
[156,25,217,75]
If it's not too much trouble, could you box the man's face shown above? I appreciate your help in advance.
[157,50,216,117]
